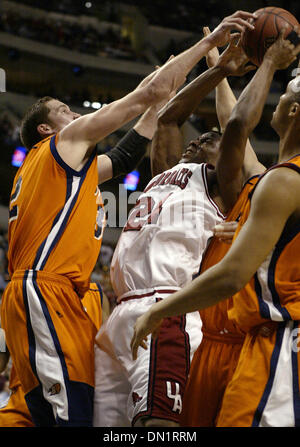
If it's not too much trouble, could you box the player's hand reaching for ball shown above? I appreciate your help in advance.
[207,11,258,48]
[206,28,256,77]
[264,26,300,70]
[219,36,256,76]
[204,27,220,68]
[131,309,163,361]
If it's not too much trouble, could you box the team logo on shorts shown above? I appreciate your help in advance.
[166,381,182,413]
[132,392,142,406]
[48,383,61,395]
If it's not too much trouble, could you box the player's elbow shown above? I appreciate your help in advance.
[156,111,179,134]
[230,274,246,295]
[221,263,248,296]
[228,102,255,134]
[226,114,251,137]
[156,97,183,125]
[144,78,170,107]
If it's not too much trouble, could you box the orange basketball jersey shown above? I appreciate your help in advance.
[7,134,106,297]
[8,363,19,391]
[199,175,260,335]
[229,155,300,331]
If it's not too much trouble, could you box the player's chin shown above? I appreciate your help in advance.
[179,156,190,164]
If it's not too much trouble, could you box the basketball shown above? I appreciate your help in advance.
[241,7,300,66]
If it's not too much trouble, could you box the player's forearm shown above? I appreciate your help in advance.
[230,57,276,134]
[216,57,276,192]
[159,35,219,93]
[151,122,183,175]
[159,66,227,127]
[134,104,163,141]
[105,128,150,179]
[179,34,217,72]
[216,78,237,131]
[149,263,242,320]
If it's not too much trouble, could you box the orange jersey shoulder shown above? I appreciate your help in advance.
[229,155,300,330]
[200,176,260,334]
[7,135,106,296]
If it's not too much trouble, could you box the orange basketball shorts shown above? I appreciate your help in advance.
[0,269,97,426]
[180,330,244,427]
[217,320,300,427]
[0,384,34,427]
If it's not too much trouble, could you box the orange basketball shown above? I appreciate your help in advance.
[241,7,299,66]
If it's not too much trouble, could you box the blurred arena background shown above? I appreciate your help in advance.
[0,0,299,356]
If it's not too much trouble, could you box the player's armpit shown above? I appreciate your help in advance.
[216,116,249,209]
[97,155,113,185]
[57,90,153,172]
[242,140,266,180]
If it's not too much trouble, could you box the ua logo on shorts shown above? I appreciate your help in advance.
[166,381,182,413]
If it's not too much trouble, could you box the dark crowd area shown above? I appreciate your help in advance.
[15,0,300,32]
[0,9,142,62]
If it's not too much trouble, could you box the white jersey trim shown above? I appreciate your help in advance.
[201,164,226,220]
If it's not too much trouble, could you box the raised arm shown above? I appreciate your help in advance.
[216,29,300,210]
[56,11,257,181]
[215,75,266,183]
[151,65,229,176]
[204,26,265,185]
[97,102,164,184]
[97,68,189,185]
[131,167,300,359]
[151,28,257,176]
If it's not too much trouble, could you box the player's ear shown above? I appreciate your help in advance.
[288,102,300,128]
[288,101,299,116]
[37,123,54,137]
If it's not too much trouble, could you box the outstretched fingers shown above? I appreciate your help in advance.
[227,17,255,32]
[130,314,163,361]
[213,221,238,243]
[203,26,210,36]
[231,10,258,20]
[131,327,148,361]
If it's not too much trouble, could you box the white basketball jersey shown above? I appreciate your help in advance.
[111,163,225,299]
